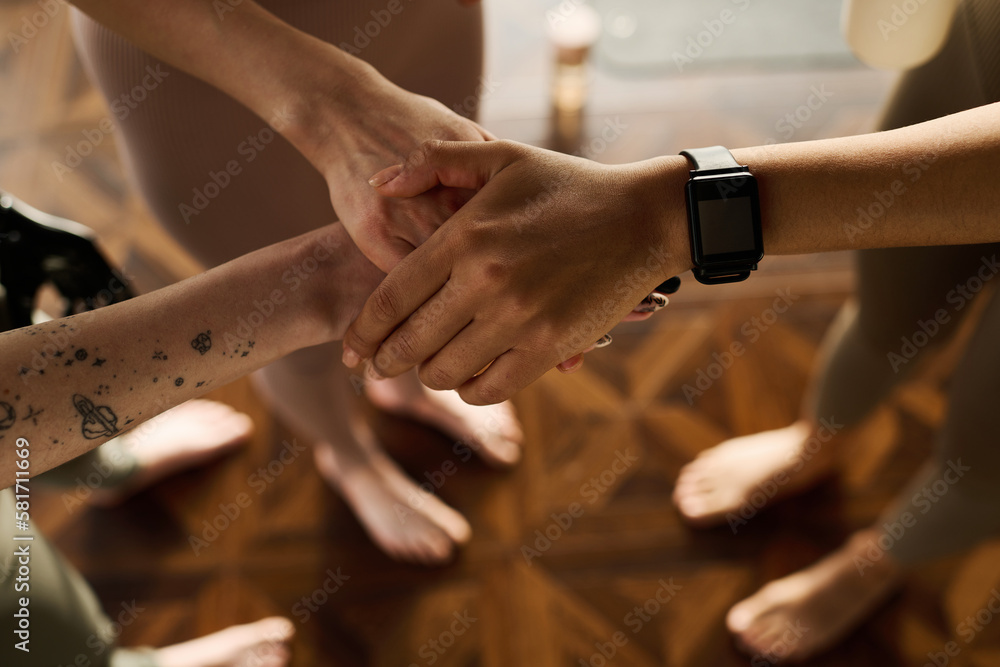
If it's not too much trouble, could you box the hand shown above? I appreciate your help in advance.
[342,140,692,404]
[557,277,679,374]
[294,69,495,271]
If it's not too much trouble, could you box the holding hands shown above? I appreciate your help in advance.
[342,140,693,404]
[300,73,496,271]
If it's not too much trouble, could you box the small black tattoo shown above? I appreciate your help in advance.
[196,381,205,388]
[92,358,106,367]
[152,350,167,361]
[191,331,212,355]
[174,377,184,387]
[72,394,119,439]
[53,350,64,358]
[0,401,15,430]
[64,359,74,367]
[22,405,43,426]
[75,349,88,361]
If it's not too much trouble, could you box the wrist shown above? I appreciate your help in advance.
[275,50,389,173]
[629,155,694,283]
[285,225,385,345]
[219,14,386,171]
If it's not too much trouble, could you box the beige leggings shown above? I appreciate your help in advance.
[5,2,484,666]
[810,0,1000,563]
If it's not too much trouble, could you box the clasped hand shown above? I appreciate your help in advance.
[342,140,691,405]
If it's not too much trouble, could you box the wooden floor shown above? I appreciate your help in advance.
[6,3,1000,666]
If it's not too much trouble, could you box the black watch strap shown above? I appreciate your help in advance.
[681,146,760,285]
[680,146,745,174]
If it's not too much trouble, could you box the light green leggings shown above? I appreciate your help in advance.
[0,488,157,667]
[809,0,1000,563]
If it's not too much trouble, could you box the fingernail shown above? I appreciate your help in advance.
[557,356,583,373]
[651,293,669,309]
[594,334,613,349]
[342,345,361,368]
[635,293,669,313]
[655,276,682,295]
[368,164,403,187]
[365,360,384,381]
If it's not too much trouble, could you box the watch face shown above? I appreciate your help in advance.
[686,174,764,265]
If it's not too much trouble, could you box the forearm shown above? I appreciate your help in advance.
[643,102,1000,272]
[69,0,378,167]
[0,227,344,487]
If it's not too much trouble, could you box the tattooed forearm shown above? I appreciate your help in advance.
[0,401,15,430]
[72,394,120,439]
[1,225,338,487]
[191,331,212,355]
[22,405,43,426]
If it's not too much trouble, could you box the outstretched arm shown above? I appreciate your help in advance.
[342,101,1000,404]
[1,224,381,488]
[69,0,492,270]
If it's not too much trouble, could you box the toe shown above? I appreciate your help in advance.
[256,617,295,642]
[482,435,521,467]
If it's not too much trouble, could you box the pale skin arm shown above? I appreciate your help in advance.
[0,224,382,488]
[341,102,1000,404]
[68,0,492,270]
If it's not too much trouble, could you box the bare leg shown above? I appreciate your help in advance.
[71,0,502,564]
[252,345,471,565]
[83,400,253,506]
[366,371,523,467]
[726,529,902,662]
[672,420,837,528]
[152,617,294,667]
[720,0,1000,656]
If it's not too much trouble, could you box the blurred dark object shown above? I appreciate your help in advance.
[0,190,134,331]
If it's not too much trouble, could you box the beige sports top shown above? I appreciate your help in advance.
[843,0,961,69]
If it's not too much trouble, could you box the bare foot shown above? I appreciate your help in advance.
[673,420,839,529]
[727,529,903,662]
[91,400,253,506]
[313,417,472,566]
[155,617,294,667]
[365,372,523,467]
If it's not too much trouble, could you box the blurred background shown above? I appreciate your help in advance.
[5,0,1000,665]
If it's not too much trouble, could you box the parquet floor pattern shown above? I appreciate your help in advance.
[5,3,1000,666]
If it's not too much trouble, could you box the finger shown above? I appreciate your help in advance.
[370,235,417,273]
[557,355,584,373]
[343,236,452,366]
[476,122,498,141]
[370,140,522,198]
[629,292,669,317]
[458,347,551,405]
[655,276,682,295]
[622,310,655,322]
[417,322,517,391]
[368,282,475,378]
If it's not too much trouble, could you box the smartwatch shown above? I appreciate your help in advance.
[680,146,764,284]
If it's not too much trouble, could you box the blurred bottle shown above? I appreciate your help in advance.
[842,0,959,70]
[546,3,602,153]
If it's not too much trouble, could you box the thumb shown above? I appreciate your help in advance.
[369,139,519,198]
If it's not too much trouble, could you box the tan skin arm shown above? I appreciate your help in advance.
[341,102,1000,405]
[1,224,381,488]
[68,0,492,271]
